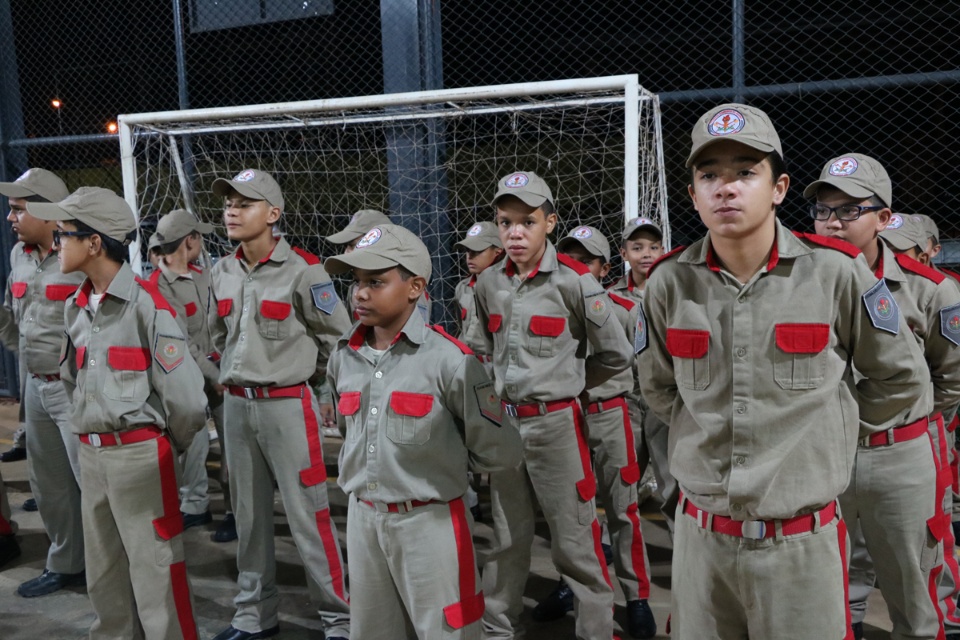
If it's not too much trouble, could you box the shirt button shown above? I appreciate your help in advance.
[732,503,742,512]
[368,444,375,453]
[239,335,245,342]
[509,354,516,362]
[736,347,746,357]
[89,359,96,367]
[93,327,100,333]
[27,317,33,322]
[247,277,253,283]
[735,456,746,465]
[371,407,378,415]
[375,371,383,379]
[36,268,41,273]
[367,482,377,490]
[736,404,746,414]
[738,296,748,304]
[86,394,95,402]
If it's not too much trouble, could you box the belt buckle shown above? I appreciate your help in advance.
[741,520,766,540]
[243,387,256,400]
[504,403,518,418]
[373,501,390,514]
[89,433,102,448]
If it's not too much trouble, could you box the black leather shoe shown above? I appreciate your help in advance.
[17,569,86,597]
[852,621,863,640]
[211,625,280,640]
[531,579,574,622]
[182,510,212,530]
[22,498,37,512]
[602,542,614,565]
[212,513,238,542]
[627,599,657,639]
[0,447,26,462]
[0,535,20,568]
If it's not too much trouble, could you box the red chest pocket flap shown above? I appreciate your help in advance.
[529,315,566,337]
[487,313,502,333]
[45,284,79,301]
[217,299,233,317]
[775,323,830,354]
[338,391,361,416]
[390,391,434,417]
[184,302,198,317]
[10,282,26,298]
[461,307,468,320]
[666,328,710,359]
[107,346,151,371]
[260,300,292,320]
[75,345,86,370]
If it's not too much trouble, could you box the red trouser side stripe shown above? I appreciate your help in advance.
[442,497,485,629]
[314,508,347,603]
[931,564,947,640]
[617,402,638,467]
[301,392,325,471]
[572,407,596,501]
[625,503,651,598]
[156,435,197,640]
[838,518,854,640]
[591,519,613,588]
[0,514,12,536]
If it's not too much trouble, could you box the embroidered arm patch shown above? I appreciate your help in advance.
[940,302,960,346]
[862,279,900,335]
[474,381,502,427]
[154,333,186,373]
[310,282,339,315]
[584,291,610,327]
[635,304,648,354]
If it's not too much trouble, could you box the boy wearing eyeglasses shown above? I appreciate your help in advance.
[809,154,960,640]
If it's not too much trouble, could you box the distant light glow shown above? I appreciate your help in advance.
[50,98,62,109]
[106,121,118,134]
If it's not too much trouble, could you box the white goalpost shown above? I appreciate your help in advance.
[117,75,667,325]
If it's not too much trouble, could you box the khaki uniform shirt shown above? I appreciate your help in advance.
[586,293,638,403]
[455,275,477,338]
[637,220,930,520]
[473,242,632,403]
[210,238,350,388]
[151,260,219,388]
[0,243,84,375]
[60,263,208,451]
[608,272,646,305]
[328,311,521,504]
[877,240,960,418]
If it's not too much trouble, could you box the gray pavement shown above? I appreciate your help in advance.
[0,401,895,639]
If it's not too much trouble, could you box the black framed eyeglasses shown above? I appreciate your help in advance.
[810,203,884,222]
[52,230,95,246]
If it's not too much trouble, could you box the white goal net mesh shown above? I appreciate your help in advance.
[123,78,666,327]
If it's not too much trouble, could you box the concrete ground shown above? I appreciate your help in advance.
[0,400,895,639]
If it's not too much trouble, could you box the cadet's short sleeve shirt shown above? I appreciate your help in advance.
[152,260,219,386]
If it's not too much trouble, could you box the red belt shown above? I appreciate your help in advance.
[585,395,628,415]
[227,382,306,399]
[80,425,163,447]
[501,398,576,419]
[360,498,443,514]
[681,493,837,540]
[31,373,61,382]
[861,416,929,447]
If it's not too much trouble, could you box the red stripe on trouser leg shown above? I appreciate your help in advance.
[155,436,198,640]
[616,403,638,468]
[0,517,12,536]
[301,392,325,470]
[837,518,854,640]
[314,508,347,603]
[625,503,651,598]
[591,519,613,588]
[571,407,596,501]
[443,497,485,629]
[931,564,947,640]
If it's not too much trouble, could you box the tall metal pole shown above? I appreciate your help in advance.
[732,0,745,103]
[171,0,197,213]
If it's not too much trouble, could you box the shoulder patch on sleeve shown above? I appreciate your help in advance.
[607,292,636,311]
[292,246,321,265]
[310,282,339,315]
[557,252,591,276]
[646,245,686,279]
[154,333,186,373]
[635,303,648,354]
[862,279,900,335]
[940,302,960,346]
[474,380,502,427]
[135,276,177,318]
[792,231,862,258]
[895,253,946,284]
[585,291,611,327]
[430,324,474,355]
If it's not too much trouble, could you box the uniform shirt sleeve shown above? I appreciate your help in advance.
[0,272,20,352]
[296,264,351,384]
[635,278,678,425]
[208,271,227,357]
[59,327,78,401]
[577,276,632,389]
[326,351,347,439]
[925,279,960,416]
[158,277,220,387]
[472,280,496,357]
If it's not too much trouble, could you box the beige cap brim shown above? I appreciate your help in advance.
[492,191,549,209]
[326,228,365,244]
[455,237,499,251]
[802,178,875,201]
[25,202,76,222]
[685,138,777,168]
[211,178,266,203]
[880,232,922,252]
[0,183,42,199]
[324,251,401,276]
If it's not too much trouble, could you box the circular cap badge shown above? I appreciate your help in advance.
[634,217,654,226]
[572,226,593,239]
[828,157,859,176]
[887,214,904,230]
[234,169,256,182]
[504,173,529,188]
[708,109,745,137]
[356,227,382,249]
[467,224,483,237]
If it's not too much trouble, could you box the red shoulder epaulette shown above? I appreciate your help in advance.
[430,324,474,355]
[292,246,321,265]
[148,269,161,286]
[646,245,686,278]
[940,268,960,284]
[556,252,591,276]
[895,253,946,284]
[792,231,861,258]
[135,276,177,317]
[607,292,636,311]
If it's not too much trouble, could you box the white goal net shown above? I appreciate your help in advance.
[118,75,667,327]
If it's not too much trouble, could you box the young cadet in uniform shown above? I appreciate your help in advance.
[454,221,503,350]
[534,225,656,639]
[324,223,521,639]
[148,232,163,271]
[151,208,237,543]
[0,168,86,597]
[637,105,930,640]
[31,186,207,640]
[808,157,960,640]
[208,169,351,640]
[475,171,633,640]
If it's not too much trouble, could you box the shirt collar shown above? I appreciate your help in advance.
[502,241,558,279]
[75,262,137,307]
[682,219,806,272]
[343,307,429,352]
[468,274,477,288]
[235,237,290,265]
[876,238,907,283]
[158,259,191,283]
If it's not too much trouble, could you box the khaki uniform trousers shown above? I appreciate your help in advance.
[671,498,850,640]
[81,432,198,640]
[585,399,651,601]
[25,374,84,573]
[180,396,229,515]
[224,390,350,637]
[348,494,483,639]
[839,434,942,640]
[481,405,614,640]
[637,395,677,528]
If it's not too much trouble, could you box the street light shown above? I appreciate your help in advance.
[50,98,63,136]
[106,121,118,134]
